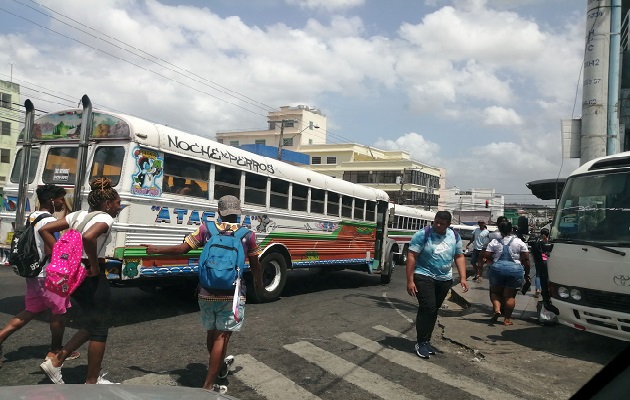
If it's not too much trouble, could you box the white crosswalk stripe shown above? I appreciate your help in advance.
[284,341,425,400]
[230,326,524,399]
[234,354,322,400]
[337,331,520,400]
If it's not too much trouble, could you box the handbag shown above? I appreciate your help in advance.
[521,281,531,295]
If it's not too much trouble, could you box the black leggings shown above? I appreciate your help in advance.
[71,273,111,342]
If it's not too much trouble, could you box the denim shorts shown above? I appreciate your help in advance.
[489,263,524,289]
[198,295,245,331]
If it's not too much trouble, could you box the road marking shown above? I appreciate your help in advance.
[373,324,409,338]
[284,341,424,400]
[337,331,521,400]
[235,353,322,400]
[382,291,414,323]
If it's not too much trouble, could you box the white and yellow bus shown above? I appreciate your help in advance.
[0,98,396,302]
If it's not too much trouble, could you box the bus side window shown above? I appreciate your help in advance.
[163,154,209,198]
[311,188,325,214]
[214,165,241,200]
[292,183,308,212]
[366,201,376,222]
[43,147,78,185]
[270,178,289,210]
[354,199,365,220]
[90,146,124,186]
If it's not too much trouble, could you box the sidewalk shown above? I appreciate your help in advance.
[439,269,543,358]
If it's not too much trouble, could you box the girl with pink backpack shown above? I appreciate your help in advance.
[38,178,122,384]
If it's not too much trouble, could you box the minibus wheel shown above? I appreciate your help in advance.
[380,251,394,284]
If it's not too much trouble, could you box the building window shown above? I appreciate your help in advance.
[312,156,321,165]
[217,139,224,144]
[1,148,10,163]
[229,140,239,146]
[309,139,313,144]
[326,156,336,164]
[255,139,266,145]
[1,93,11,109]
[282,138,293,146]
[1,121,10,136]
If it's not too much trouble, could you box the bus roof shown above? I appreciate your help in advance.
[34,109,389,202]
[571,151,630,176]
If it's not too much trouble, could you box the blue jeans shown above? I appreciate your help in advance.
[488,262,524,289]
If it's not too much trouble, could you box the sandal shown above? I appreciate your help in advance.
[490,312,501,323]
[503,319,513,326]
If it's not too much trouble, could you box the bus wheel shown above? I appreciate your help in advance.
[380,251,394,284]
[248,253,287,303]
[400,245,408,265]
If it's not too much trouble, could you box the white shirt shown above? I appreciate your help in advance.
[485,235,529,264]
[29,211,57,278]
[64,211,114,258]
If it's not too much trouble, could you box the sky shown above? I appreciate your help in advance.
[0,0,586,205]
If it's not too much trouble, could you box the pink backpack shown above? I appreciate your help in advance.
[44,211,105,297]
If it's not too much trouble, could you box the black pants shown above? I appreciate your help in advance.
[414,274,452,343]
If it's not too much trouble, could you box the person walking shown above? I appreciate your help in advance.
[478,221,531,326]
[142,195,263,394]
[38,178,122,384]
[531,228,550,298]
[0,185,80,367]
[406,211,469,359]
[465,221,489,282]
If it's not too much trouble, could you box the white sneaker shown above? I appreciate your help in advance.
[212,384,228,394]
[217,355,234,379]
[96,373,119,384]
[40,358,64,384]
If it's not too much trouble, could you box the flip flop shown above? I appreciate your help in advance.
[490,312,501,323]
[503,319,513,326]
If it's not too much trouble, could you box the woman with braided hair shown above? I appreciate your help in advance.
[39,178,122,384]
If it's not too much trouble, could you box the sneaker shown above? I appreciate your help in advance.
[40,358,64,384]
[212,384,228,394]
[218,355,234,379]
[414,342,430,359]
[96,373,119,384]
[533,290,541,298]
[426,342,437,355]
[45,351,80,362]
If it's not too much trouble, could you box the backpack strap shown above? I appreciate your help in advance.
[421,225,431,249]
[75,211,107,233]
[233,226,249,240]
[206,220,220,236]
[31,213,52,227]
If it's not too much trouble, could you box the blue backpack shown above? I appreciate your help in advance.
[198,222,249,291]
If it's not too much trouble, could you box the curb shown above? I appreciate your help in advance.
[448,287,471,309]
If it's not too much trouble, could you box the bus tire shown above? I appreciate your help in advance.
[247,253,287,303]
[381,251,394,284]
[399,245,408,266]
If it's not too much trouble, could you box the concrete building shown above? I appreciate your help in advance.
[0,80,20,193]
[440,187,504,224]
[216,105,327,151]
[301,143,443,209]
[216,105,444,209]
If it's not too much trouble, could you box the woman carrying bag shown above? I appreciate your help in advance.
[478,220,530,326]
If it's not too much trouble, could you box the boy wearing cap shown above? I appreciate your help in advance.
[142,195,263,394]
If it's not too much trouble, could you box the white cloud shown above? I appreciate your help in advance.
[285,0,365,12]
[482,106,523,125]
[373,133,442,166]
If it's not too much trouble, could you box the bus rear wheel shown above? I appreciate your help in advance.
[247,253,287,303]
[380,251,394,284]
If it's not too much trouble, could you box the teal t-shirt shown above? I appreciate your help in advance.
[408,228,462,281]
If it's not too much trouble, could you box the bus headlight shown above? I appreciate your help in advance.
[570,289,582,301]
[558,286,570,298]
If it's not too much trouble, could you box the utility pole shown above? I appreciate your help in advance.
[276,119,298,160]
[398,168,405,204]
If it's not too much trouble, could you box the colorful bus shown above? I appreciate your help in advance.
[387,204,435,265]
[548,151,630,341]
[0,98,396,302]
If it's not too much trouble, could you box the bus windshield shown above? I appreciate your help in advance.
[551,171,630,244]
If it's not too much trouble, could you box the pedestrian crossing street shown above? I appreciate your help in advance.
[230,325,523,400]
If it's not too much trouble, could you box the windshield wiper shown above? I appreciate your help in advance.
[553,238,627,256]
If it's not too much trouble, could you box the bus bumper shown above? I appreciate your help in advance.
[554,299,630,342]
